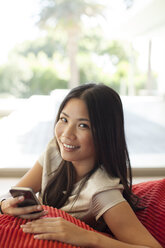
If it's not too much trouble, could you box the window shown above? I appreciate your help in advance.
[0,0,164,177]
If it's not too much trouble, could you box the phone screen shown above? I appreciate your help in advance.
[10,187,42,209]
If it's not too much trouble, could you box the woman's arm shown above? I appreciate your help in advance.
[15,161,43,193]
[0,161,47,218]
[21,201,162,248]
[100,201,162,248]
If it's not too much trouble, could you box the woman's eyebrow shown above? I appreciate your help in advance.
[61,111,90,122]
[61,111,69,117]
[78,118,90,122]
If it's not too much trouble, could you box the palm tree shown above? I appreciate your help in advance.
[38,0,105,88]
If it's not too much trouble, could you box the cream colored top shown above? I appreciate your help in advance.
[38,139,126,231]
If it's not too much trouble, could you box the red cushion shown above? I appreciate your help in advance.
[0,179,164,247]
[133,179,165,247]
[0,206,95,248]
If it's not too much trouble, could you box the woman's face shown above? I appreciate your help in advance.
[55,98,96,176]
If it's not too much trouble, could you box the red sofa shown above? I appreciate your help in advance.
[0,179,165,248]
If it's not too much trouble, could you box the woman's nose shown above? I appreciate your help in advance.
[63,125,76,140]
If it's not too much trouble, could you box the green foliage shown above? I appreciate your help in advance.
[78,32,131,93]
[79,28,105,54]
[37,0,107,88]
[0,19,155,97]
[0,32,142,97]
[101,40,129,64]
[38,0,105,29]
[0,56,31,97]
[27,65,67,97]
[12,33,67,59]
[0,0,156,98]
[0,52,68,98]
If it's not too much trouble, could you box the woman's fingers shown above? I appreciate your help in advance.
[1,197,23,214]
[24,217,62,224]
[34,233,60,240]
[21,217,91,246]
[1,197,47,218]
[10,196,25,206]
[2,196,24,210]
[17,204,43,214]
[8,204,43,216]
[21,217,64,229]
[19,210,48,220]
[22,225,56,233]
[21,217,68,233]
[21,219,70,242]
[13,205,44,219]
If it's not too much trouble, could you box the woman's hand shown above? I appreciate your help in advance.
[1,196,48,219]
[21,217,96,247]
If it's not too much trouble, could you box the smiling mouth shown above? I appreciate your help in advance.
[62,142,80,150]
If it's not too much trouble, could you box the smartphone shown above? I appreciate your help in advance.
[10,187,43,212]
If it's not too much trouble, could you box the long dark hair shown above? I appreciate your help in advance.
[43,83,140,210]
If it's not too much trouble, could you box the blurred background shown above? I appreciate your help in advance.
[0,0,165,193]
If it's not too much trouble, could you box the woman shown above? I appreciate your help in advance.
[0,83,162,248]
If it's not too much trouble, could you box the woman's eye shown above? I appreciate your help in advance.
[60,117,67,123]
[79,123,89,128]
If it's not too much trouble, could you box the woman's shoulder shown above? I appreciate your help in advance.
[45,138,57,151]
[43,139,60,159]
[39,139,62,172]
[85,166,123,196]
